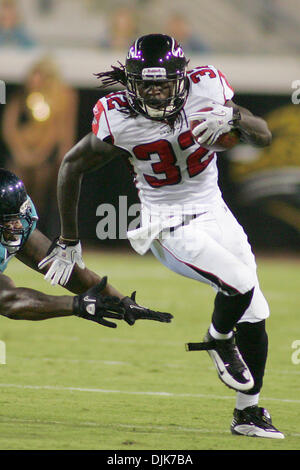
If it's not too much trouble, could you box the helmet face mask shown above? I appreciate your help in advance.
[125,34,188,120]
[0,211,33,253]
[0,170,35,253]
[1,217,24,251]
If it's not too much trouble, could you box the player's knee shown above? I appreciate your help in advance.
[215,286,255,316]
[178,229,207,259]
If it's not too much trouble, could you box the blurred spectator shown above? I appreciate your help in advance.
[0,0,36,48]
[166,13,211,54]
[100,6,138,51]
[37,0,55,16]
[1,56,78,237]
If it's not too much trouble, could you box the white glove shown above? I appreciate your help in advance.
[38,237,85,286]
[190,102,234,146]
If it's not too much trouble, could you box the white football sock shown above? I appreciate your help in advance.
[209,323,233,340]
[236,392,260,410]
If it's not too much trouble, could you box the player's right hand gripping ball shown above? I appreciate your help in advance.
[189,103,240,151]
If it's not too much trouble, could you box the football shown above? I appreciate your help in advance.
[213,128,241,151]
[190,107,240,151]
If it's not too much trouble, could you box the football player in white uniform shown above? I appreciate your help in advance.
[40,34,284,438]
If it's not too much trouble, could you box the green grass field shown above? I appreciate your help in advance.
[0,250,299,451]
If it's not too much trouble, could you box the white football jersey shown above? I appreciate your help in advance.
[92,65,234,214]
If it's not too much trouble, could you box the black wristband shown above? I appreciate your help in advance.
[231,109,242,128]
[59,237,79,247]
[72,296,80,316]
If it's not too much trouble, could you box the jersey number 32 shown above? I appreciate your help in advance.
[133,131,214,188]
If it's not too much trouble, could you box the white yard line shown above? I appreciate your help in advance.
[13,357,130,366]
[0,416,298,439]
[0,416,231,435]
[0,382,299,404]
[0,384,298,438]
[8,354,300,376]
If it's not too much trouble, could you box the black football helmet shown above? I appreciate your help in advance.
[0,169,37,252]
[125,34,188,120]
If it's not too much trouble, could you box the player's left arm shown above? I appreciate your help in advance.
[225,100,272,147]
[16,228,123,297]
[0,271,125,326]
[16,228,173,325]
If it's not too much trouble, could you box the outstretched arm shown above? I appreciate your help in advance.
[0,273,124,327]
[0,273,73,320]
[17,228,123,297]
[16,229,173,325]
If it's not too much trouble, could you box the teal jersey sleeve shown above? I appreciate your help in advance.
[0,246,9,273]
[27,197,38,232]
[0,197,38,273]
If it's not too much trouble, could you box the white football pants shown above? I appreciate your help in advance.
[150,201,269,323]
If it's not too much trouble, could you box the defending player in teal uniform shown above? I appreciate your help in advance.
[0,168,172,326]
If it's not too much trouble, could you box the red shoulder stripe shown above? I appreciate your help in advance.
[92,100,114,143]
[218,70,234,102]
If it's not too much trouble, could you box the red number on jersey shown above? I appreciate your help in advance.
[106,92,129,110]
[133,140,181,187]
[188,67,217,83]
[133,133,215,188]
[178,131,214,177]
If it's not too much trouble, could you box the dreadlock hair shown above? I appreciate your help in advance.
[95,63,138,119]
[94,62,127,89]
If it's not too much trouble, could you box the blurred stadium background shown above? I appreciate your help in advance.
[1,0,300,252]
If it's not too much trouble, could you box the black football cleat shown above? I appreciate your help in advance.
[186,331,254,392]
[231,406,285,439]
